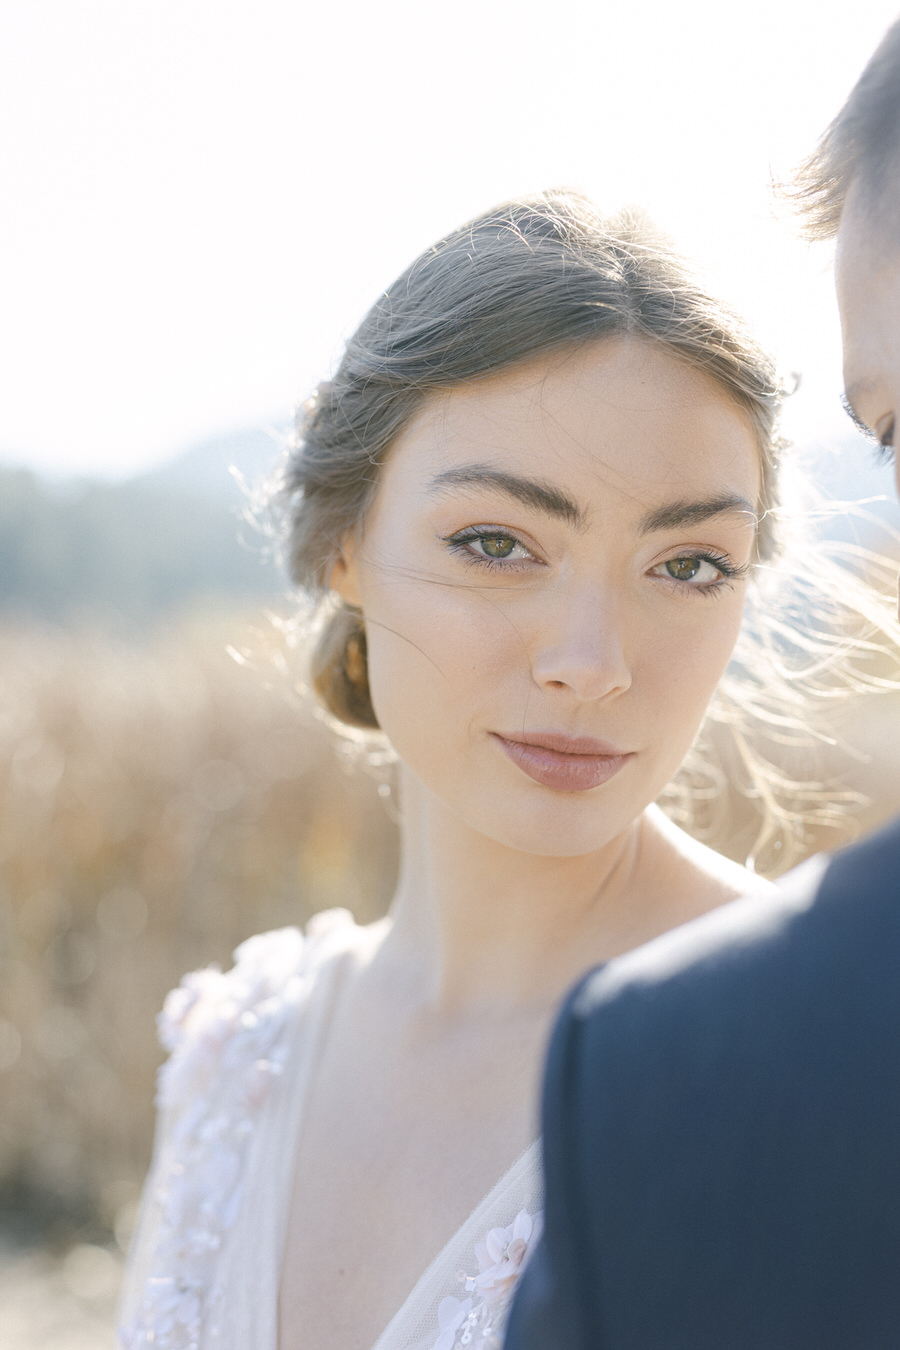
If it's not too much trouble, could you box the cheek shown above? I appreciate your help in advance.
[361,575,524,739]
[639,600,745,730]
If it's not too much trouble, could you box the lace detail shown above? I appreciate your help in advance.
[432,1210,543,1350]
[120,921,348,1349]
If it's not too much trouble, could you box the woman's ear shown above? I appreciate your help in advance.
[328,539,362,607]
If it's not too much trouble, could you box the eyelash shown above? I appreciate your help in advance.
[841,396,896,467]
[442,528,749,595]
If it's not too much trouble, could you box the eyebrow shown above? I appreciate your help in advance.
[428,465,756,535]
[427,465,585,527]
[638,494,758,534]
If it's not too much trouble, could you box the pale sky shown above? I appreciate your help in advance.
[1,0,898,479]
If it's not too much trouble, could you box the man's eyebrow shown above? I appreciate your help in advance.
[638,494,758,534]
[841,391,878,443]
[427,465,585,526]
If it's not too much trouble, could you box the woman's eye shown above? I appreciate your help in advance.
[653,555,723,586]
[476,535,519,559]
[444,529,535,564]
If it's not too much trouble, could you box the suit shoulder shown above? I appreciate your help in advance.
[823,814,900,896]
[559,816,900,1070]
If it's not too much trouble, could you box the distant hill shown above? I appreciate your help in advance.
[0,426,293,630]
[130,425,289,502]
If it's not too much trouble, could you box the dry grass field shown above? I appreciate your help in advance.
[0,613,400,1346]
[1,609,898,1347]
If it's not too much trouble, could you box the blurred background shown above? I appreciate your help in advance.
[2,1,900,1345]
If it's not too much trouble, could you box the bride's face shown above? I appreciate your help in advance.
[333,336,761,856]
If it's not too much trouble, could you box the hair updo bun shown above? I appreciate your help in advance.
[274,190,782,732]
[309,603,376,730]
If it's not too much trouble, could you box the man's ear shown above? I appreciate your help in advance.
[328,539,362,607]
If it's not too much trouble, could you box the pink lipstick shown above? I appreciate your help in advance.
[491,731,632,792]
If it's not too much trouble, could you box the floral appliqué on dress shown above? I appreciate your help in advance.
[119,926,314,1350]
[433,1209,543,1350]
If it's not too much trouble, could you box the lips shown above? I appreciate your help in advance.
[491,731,633,793]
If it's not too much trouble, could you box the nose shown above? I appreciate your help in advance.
[530,587,632,701]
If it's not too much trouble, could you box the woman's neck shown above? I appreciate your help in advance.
[373,764,662,1020]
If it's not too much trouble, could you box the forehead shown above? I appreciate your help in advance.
[383,337,760,505]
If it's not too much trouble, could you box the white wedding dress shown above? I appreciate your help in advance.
[118,908,544,1350]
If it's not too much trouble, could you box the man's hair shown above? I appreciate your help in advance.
[793,18,900,240]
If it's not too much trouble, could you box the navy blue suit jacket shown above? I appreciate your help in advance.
[505,819,900,1349]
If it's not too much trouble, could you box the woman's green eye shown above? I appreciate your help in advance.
[665,556,702,581]
[480,536,517,558]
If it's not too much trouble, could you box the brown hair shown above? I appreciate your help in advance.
[791,18,900,240]
[275,190,783,731]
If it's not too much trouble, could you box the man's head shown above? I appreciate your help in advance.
[795,19,900,510]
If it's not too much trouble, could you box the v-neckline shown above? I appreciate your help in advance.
[368,1141,543,1350]
[274,922,544,1350]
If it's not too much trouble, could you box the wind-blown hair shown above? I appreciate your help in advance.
[272,189,898,874]
[792,18,900,240]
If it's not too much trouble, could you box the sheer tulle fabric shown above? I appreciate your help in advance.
[118,911,543,1350]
